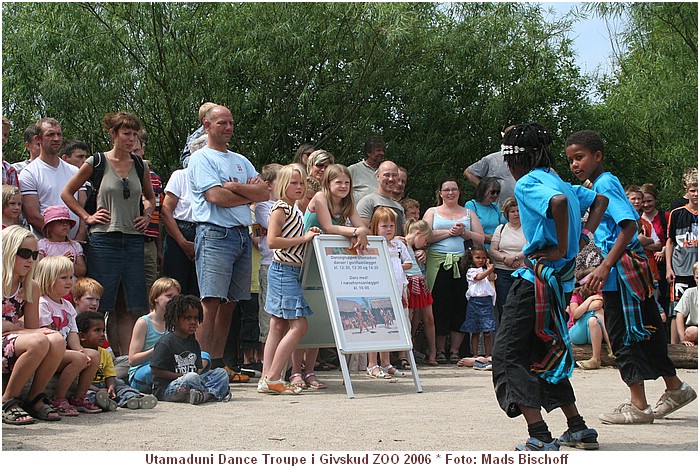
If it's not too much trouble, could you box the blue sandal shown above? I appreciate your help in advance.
[515,437,559,451]
[558,428,599,450]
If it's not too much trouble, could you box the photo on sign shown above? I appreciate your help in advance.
[336,296,403,346]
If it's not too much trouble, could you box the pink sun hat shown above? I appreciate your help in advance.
[42,205,77,233]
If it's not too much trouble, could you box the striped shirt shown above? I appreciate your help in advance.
[271,200,306,265]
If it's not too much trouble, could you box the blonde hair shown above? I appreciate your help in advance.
[682,168,698,189]
[148,277,181,309]
[2,184,21,208]
[35,255,74,296]
[306,149,335,176]
[275,164,307,201]
[71,277,104,300]
[198,102,217,122]
[693,262,698,276]
[1,225,38,302]
[405,218,431,238]
[306,176,321,194]
[369,206,397,236]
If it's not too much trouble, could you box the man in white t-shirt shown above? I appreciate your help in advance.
[19,118,87,240]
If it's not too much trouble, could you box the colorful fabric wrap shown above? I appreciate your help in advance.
[425,249,463,291]
[614,242,654,346]
[531,258,576,384]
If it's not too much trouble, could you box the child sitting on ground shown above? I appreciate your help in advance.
[37,205,86,279]
[36,256,101,416]
[568,267,613,370]
[150,295,231,404]
[76,311,158,411]
[128,277,181,393]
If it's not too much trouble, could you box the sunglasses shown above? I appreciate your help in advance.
[122,178,130,199]
[17,248,39,260]
[490,190,501,195]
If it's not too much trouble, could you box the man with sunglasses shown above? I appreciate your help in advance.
[463,125,516,209]
[18,117,87,241]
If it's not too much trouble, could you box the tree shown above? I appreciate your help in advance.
[584,2,698,207]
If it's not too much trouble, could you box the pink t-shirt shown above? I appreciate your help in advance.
[39,296,78,340]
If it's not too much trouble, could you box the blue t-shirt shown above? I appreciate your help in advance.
[464,199,507,249]
[591,171,640,291]
[513,168,596,292]
[187,147,259,227]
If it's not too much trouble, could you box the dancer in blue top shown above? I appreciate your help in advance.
[492,123,608,451]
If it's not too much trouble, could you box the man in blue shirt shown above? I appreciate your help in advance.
[187,105,268,371]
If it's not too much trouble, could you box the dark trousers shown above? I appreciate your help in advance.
[603,291,676,387]
[492,278,576,418]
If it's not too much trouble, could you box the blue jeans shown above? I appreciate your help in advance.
[88,379,142,407]
[163,220,199,296]
[88,232,147,312]
[494,268,516,327]
[195,223,252,302]
[162,369,231,402]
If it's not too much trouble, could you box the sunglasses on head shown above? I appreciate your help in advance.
[17,248,39,260]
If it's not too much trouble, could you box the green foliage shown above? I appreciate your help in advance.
[584,2,698,208]
[3,2,589,210]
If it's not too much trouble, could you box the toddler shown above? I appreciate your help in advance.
[77,311,158,410]
[38,205,86,278]
[460,245,497,363]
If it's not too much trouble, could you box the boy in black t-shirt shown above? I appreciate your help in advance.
[151,295,231,404]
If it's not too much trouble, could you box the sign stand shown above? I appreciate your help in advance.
[300,234,422,398]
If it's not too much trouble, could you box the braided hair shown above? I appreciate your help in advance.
[501,123,554,174]
[164,294,203,332]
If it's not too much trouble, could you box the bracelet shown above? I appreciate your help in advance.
[581,228,593,239]
[352,227,358,237]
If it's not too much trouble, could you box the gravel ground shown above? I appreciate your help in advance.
[2,365,697,464]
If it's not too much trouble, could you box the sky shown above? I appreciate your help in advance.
[541,1,622,76]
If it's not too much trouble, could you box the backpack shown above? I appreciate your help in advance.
[84,152,145,215]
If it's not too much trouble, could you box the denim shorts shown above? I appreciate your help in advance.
[195,223,252,302]
[88,232,147,312]
[265,261,312,320]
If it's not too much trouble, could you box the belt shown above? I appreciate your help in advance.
[176,220,198,230]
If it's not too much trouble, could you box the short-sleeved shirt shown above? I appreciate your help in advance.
[163,169,194,223]
[467,151,516,207]
[356,192,406,236]
[388,238,411,288]
[667,205,698,277]
[348,160,378,204]
[2,160,19,188]
[513,168,596,292]
[674,286,698,326]
[187,147,258,227]
[255,200,275,266]
[590,172,641,291]
[93,347,117,385]
[464,199,506,249]
[491,222,527,271]
[38,296,78,340]
[150,332,202,400]
[271,200,306,265]
[19,158,84,239]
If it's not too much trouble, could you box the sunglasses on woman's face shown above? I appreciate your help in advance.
[16,248,39,260]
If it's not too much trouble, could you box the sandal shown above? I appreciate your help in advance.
[449,352,461,364]
[424,359,439,366]
[3,398,35,425]
[366,365,391,379]
[397,358,411,370]
[382,364,405,377]
[303,372,327,390]
[436,352,447,364]
[289,373,307,389]
[576,358,601,370]
[23,393,61,421]
[51,398,79,417]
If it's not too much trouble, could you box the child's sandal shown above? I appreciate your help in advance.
[366,365,391,379]
[51,398,79,417]
[23,393,61,421]
[382,364,405,377]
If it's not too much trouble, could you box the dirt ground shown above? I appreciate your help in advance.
[2,364,697,463]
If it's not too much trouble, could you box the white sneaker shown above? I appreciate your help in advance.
[653,382,697,418]
[599,402,654,425]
